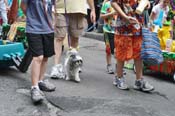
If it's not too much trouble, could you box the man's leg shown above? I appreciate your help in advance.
[70,37,79,48]
[67,13,84,81]
[69,13,85,48]
[50,38,66,79]
[27,33,45,103]
[38,57,56,91]
[38,33,55,91]
[50,14,67,79]
[31,56,43,87]
[30,56,45,103]
[54,38,64,65]
[39,57,48,81]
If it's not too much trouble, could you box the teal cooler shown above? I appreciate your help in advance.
[0,40,25,68]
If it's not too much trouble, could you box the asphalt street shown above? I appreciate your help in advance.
[0,35,175,116]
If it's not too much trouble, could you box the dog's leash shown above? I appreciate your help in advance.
[85,21,98,32]
[64,0,71,48]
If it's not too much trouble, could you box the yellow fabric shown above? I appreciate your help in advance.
[171,41,175,52]
[55,0,87,15]
[7,22,26,41]
[158,25,171,50]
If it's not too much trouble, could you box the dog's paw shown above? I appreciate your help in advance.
[74,76,81,83]
[73,68,81,83]
[65,76,70,81]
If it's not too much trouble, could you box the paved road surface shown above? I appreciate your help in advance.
[0,36,175,116]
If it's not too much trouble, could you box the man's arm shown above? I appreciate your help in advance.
[87,0,96,23]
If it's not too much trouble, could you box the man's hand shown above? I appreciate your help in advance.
[87,0,96,23]
[90,9,96,23]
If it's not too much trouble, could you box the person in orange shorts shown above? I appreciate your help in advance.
[111,0,154,91]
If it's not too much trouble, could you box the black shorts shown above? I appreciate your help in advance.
[104,32,115,55]
[26,33,55,57]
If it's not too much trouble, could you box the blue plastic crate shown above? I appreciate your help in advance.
[0,40,25,67]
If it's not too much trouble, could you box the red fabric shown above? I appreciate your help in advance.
[114,35,142,61]
[8,0,18,24]
[0,17,3,25]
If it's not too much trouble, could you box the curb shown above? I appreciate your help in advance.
[82,31,104,42]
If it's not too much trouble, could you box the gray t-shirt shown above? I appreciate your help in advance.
[23,0,54,34]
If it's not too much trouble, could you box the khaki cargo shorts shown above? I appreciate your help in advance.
[55,13,85,39]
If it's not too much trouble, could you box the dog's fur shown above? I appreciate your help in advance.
[64,49,83,82]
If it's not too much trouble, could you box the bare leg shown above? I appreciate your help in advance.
[54,38,64,65]
[116,59,125,78]
[50,37,65,79]
[114,59,129,90]
[31,56,43,86]
[106,54,112,65]
[134,59,143,80]
[39,57,48,81]
[70,37,79,48]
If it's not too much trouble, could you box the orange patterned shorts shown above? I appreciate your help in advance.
[114,35,142,61]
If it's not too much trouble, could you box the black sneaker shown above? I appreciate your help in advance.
[31,88,44,103]
[134,79,154,92]
[38,80,56,92]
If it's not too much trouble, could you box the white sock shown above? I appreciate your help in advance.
[38,80,43,83]
[31,85,40,90]
[136,78,143,81]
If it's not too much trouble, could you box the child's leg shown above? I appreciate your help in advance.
[133,58,154,91]
[106,53,112,65]
[116,60,125,77]
[31,56,43,86]
[104,32,112,65]
[134,59,143,80]
[104,32,114,74]
[39,57,48,81]
[38,33,55,91]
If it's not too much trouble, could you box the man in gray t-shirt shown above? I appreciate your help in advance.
[22,0,54,34]
[21,0,56,104]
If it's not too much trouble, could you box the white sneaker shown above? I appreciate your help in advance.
[50,66,58,79]
[50,64,65,79]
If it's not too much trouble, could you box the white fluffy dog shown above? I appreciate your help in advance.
[64,48,83,82]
